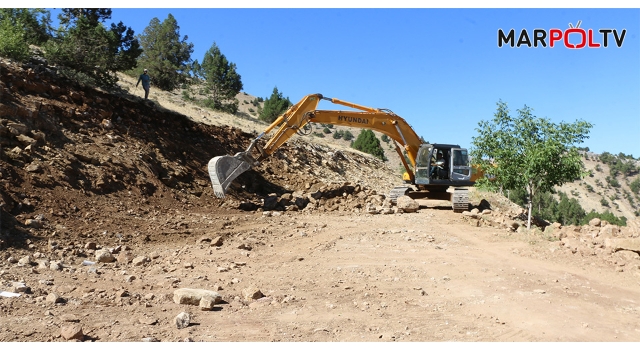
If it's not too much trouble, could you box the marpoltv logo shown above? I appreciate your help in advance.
[498,21,627,49]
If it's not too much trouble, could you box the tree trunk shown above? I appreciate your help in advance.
[527,199,532,230]
[527,183,534,230]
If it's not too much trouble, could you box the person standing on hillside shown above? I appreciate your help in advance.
[136,69,151,100]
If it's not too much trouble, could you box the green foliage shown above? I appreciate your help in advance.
[0,18,30,61]
[0,8,51,46]
[599,151,638,177]
[196,42,243,113]
[251,97,263,107]
[509,188,631,226]
[137,14,193,91]
[259,87,291,123]
[582,210,627,226]
[333,130,344,140]
[323,127,331,134]
[343,130,354,141]
[352,129,387,161]
[630,177,640,194]
[584,183,594,193]
[44,8,142,89]
[606,176,620,188]
[0,9,51,45]
[181,89,193,101]
[470,100,592,229]
[312,132,325,138]
[381,134,390,143]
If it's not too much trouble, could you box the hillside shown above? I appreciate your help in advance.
[120,71,640,229]
[2,58,640,342]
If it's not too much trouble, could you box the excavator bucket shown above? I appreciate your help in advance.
[208,152,254,198]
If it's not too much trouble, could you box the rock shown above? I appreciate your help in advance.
[24,219,42,228]
[95,249,115,263]
[380,207,394,214]
[605,238,640,253]
[18,256,32,266]
[117,251,133,264]
[46,292,63,304]
[142,337,159,342]
[600,224,620,237]
[7,256,18,264]
[125,275,136,283]
[50,261,62,271]
[37,260,50,269]
[197,236,211,243]
[199,295,217,311]
[60,324,83,341]
[84,242,97,250]
[210,236,223,247]
[589,218,601,227]
[482,209,493,215]
[59,314,80,322]
[242,286,264,301]
[366,203,379,214]
[263,196,279,211]
[174,311,191,329]
[139,317,157,325]
[132,256,150,266]
[16,134,37,147]
[11,282,28,293]
[462,211,479,219]
[173,288,222,306]
[396,196,419,213]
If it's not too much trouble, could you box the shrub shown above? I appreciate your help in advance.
[352,129,387,161]
[343,130,354,141]
[0,20,30,61]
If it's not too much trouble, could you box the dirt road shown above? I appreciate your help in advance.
[2,205,639,342]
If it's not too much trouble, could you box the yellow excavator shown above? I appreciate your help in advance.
[208,93,475,212]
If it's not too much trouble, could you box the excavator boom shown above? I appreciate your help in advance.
[209,93,423,198]
[208,93,472,213]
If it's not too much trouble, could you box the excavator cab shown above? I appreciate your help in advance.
[413,144,471,186]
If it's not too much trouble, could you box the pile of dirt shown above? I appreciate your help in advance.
[0,58,406,251]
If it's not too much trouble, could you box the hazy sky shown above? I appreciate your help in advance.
[44,6,640,156]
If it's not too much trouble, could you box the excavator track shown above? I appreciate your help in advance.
[451,187,469,213]
[389,186,469,212]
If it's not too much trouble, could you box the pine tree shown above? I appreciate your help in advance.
[352,129,387,161]
[259,87,291,123]
[44,8,142,88]
[198,42,243,113]
[137,14,193,91]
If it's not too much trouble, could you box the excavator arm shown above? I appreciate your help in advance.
[208,93,423,198]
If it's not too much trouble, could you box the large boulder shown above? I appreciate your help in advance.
[396,196,419,213]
